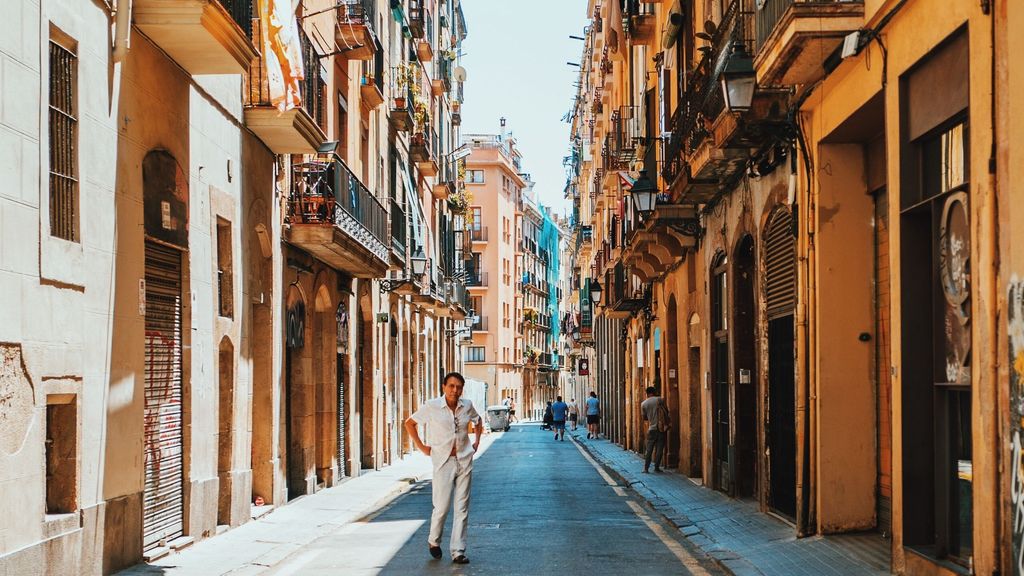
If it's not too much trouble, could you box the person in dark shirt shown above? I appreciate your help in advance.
[550,396,569,441]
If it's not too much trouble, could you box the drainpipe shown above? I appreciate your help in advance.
[112,0,132,63]
[794,131,816,537]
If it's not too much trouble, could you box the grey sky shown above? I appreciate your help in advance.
[458,0,588,216]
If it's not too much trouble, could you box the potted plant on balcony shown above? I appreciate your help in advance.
[447,192,468,214]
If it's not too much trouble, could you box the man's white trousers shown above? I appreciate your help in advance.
[429,455,472,555]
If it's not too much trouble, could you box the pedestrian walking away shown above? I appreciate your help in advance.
[551,396,569,441]
[507,397,518,423]
[541,400,553,431]
[585,391,601,439]
[404,372,482,565]
[640,386,671,473]
[567,398,580,430]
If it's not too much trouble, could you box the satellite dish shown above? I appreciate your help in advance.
[453,66,468,82]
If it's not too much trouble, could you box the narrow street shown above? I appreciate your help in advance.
[264,425,721,575]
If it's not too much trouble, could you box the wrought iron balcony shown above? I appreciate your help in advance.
[469,226,489,243]
[661,1,789,204]
[133,0,257,75]
[360,45,386,109]
[605,263,648,318]
[602,106,641,171]
[336,0,378,60]
[466,270,489,288]
[434,160,457,200]
[285,157,389,278]
[389,67,416,132]
[245,26,327,154]
[754,0,865,86]
[472,316,490,332]
[410,129,439,176]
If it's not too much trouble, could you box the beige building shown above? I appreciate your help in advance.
[0,0,468,573]
[461,133,526,409]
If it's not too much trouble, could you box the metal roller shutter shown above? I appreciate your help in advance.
[765,209,796,318]
[143,241,184,550]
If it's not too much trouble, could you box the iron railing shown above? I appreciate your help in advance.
[466,270,489,287]
[469,226,489,242]
[608,262,648,312]
[603,106,641,170]
[337,0,376,34]
[288,157,388,259]
[247,25,322,126]
[661,0,748,184]
[220,0,253,39]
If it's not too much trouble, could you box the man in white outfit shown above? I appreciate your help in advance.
[404,372,482,564]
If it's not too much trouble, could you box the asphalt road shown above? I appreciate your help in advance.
[265,424,724,576]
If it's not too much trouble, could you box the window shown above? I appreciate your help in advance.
[217,218,234,318]
[466,347,485,362]
[470,207,482,230]
[46,394,78,514]
[466,169,485,183]
[49,31,79,242]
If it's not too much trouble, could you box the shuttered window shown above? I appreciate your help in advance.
[764,209,796,318]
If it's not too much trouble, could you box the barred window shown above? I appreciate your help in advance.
[49,34,79,242]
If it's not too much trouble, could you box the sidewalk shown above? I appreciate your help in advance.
[569,429,891,576]
[116,453,435,576]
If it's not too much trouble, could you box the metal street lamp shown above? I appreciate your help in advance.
[720,42,756,113]
[630,170,658,218]
[380,250,428,293]
[589,279,603,307]
[410,252,428,275]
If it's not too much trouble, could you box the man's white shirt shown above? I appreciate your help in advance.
[411,396,482,468]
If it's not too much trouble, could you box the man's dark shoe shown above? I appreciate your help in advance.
[654,467,663,473]
[429,545,442,559]
[642,468,650,474]
[453,555,470,564]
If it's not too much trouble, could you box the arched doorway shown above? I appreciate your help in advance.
[285,285,308,500]
[710,253,730,492]
[733,235,757,499]
[765,208,797,518]
[217,337,234,526]
[665,296,681,469]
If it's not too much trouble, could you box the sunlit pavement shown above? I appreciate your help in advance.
[264,423,723,576]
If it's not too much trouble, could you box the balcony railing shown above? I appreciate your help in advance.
[336,0,377,60]
[472,316,489,331]
[469,227,489,242]
[287,157,389,268]
[390,199,407,257]
[661,0,745,184]
[220,0,253,39]
[466,271,489,287]
[608,262,648,313]
[247,25,322,123]
[388,66,416,132]
[756,0,793,50]
[603,106,641,171]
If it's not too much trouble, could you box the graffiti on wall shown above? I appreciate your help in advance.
[1008,276,1024,574]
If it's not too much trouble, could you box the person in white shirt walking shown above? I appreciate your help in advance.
[585,391,601,439]
[567,398,580,430]
[404,372,483,565]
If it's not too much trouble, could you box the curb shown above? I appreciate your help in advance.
[569,432,760,576]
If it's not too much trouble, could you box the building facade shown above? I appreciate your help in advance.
[567,0,1023,573]
[0,0,469,573]
[461,133,526,410]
